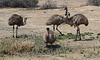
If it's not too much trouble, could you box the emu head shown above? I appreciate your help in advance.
[64,7,68,16]
[46,27,49,31]
[23,18,27,25]
[64,7,70,18]
[64,7,68,11]
[46,27,50,34]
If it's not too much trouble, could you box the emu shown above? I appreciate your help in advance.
[8,14,27,38]
[64,14,89,41]
[46,14,65,35]
[45,27,56,46]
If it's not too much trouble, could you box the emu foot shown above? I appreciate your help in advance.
[59,34,65,36]
[74,40,77,41]
[74,39,82,41]
[13,36,15,38]
[79,38,81,40]
[16,36,18,38]
[16,36,20,38]
[61,34,65,36]
[74,39,77,41]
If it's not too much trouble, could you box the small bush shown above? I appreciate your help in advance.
[0,38,35,55]
[56,32,95,40]
[0,0,38,8]
[97,33,100,35]
[88,0,100,6]
[40,0,57,9]
[56,33,76,40]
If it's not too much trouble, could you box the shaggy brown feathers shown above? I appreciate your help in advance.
[8,14,24,26]
[8,14,27,38]
[46,14,64,25]
[64,13,89,41]
[64,14,88,27]
[45,28,56,46]
[46,14,64,35]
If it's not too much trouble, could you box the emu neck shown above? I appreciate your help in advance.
[47,30,52,39]
[65,9,68,16]
[47,30,50,35]
[64,17,73,26]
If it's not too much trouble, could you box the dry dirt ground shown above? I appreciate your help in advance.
[0,0,100,60]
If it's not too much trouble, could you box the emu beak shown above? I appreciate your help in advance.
[68,15,70,18]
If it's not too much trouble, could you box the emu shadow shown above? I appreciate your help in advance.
[46,44,61,49]
[74,39,94,41]
[16,34,28,38]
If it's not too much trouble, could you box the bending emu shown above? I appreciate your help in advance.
[45,27,56,46]
[46,14,64,35]
[8,14,27,38]
[46,7,70,35]
[64,14,89,41]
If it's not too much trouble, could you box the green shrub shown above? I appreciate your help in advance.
[56,33,76,40]
[0,0,38,8]
[88,0,100,6]
[40,0,57,9]
[97,33,100,35]
[0,38,35,55]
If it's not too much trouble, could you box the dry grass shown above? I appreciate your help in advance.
[0,32,100,58]
[0,33,73,56]
[0,34,42,56]
[0,38,35,56]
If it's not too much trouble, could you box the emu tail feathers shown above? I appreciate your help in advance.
[85,21,89,26]
[46,21,52,25]
[85,24,88,26]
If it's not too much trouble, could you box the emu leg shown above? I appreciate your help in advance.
[78,28,81,40]
[75,29,79,41]
[50,43,53,48]
[16,26,18,38]
[46,42,48,46]
[75,27,81,41]
[56,25,64,35]
[53,25,55,31]
[13,25,14,38]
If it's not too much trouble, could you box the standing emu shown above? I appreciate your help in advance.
[45,27,56,46]
[46,14,64,35]
[8,14,27,38]
[64,7,89,41]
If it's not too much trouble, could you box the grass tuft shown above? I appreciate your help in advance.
[0,32,100,56]
[97,33,100,36]
[56,32,94,40]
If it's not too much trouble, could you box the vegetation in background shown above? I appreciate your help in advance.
[0,0,38,8]
[40,0,57,9]
[88,0,100,6]
[56,32,94,40]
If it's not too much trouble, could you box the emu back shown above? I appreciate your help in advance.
[72,14,89,26]
[8,14,23,26]
[46,14,64,25]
